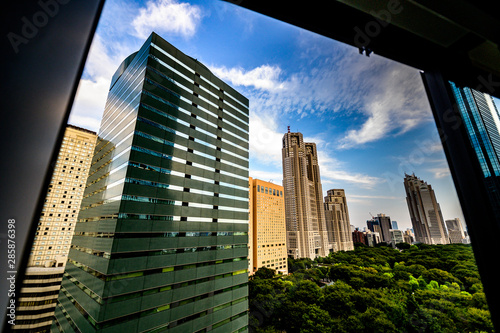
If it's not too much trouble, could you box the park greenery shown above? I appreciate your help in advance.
[249,243,494,333]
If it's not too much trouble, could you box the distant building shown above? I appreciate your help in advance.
[392,221,399,230]
[249,178,288,275]
[352,229,366,245]
[366,231,381,247]
[446,218,467,244]
[404,228,415,244]
[282,131,330,259]
[404,174,449,244]
[367,218,381,234]
[376,214,392,243]
[324,189,354,251]
[390,229,405,245]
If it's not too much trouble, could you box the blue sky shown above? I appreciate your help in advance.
[68,0,486,231]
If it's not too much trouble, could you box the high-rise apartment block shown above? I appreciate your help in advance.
[53,33,249,333]
[449,83,500,217]
[12,125,96,333]
[404,174,449,244]
[282,131,330,259]
[30,125,97,267]
[446,218,466,243]
[324,189,354,251]
[248,178,288,275]
[14,266,65,332]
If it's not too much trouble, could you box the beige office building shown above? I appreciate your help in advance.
[13,125,96,332]
[282,131,330,259]
[249,178,288,275]
[404,174,449,245]
[446,218,466,243]
[324,189,354,251]
[29,125,96,267]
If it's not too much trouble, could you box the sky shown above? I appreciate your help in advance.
[67,0,490,231]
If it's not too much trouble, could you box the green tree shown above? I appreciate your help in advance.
[288,280,322,305]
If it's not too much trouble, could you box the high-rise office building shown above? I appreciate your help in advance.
[13,125,96,333]
[248,178,288,275]
[324,189,354,251]
[446,218,466,244]
[282,131,330,259]
[375,213,392,244]
[30,125,97,267]
[404,174,449,244]
[52,33,249,333]
[449,83,500,217]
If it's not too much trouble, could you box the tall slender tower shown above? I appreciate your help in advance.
[404,174,449,244]
[324,189,354,251]
[53,33,249,333]
[282,131,330,259]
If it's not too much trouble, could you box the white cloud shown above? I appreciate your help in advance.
[68,77,109,132]
[248,112,283,166]
[132,0,202,39]
[337,56,432,148]
[210,65,285,92]
[68,33,135,132]
[429,168,451,179]
[318,156,384,189]
[249,170,283,185]
[212,44,432,151]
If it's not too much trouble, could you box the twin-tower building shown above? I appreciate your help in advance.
[282,131,353,260]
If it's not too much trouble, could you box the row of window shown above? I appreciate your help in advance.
[70,242,247,261]
[257,185,283,197]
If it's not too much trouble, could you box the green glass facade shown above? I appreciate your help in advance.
[52,32,249,333]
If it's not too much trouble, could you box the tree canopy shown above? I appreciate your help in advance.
[249,244,493,332]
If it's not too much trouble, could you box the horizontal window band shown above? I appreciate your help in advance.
[79,211,248,223]
[73,231,248,238]
[66,254,247,283]
[140,101,248,152]
[61,262,247,330]
[70,242,248,261]
[148,52,248,129]
[129,142,248,179]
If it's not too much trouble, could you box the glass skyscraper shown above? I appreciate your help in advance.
[449,82,500,217]
[52,32,249,332]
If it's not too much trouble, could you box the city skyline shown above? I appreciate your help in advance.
[66,0,493,231]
